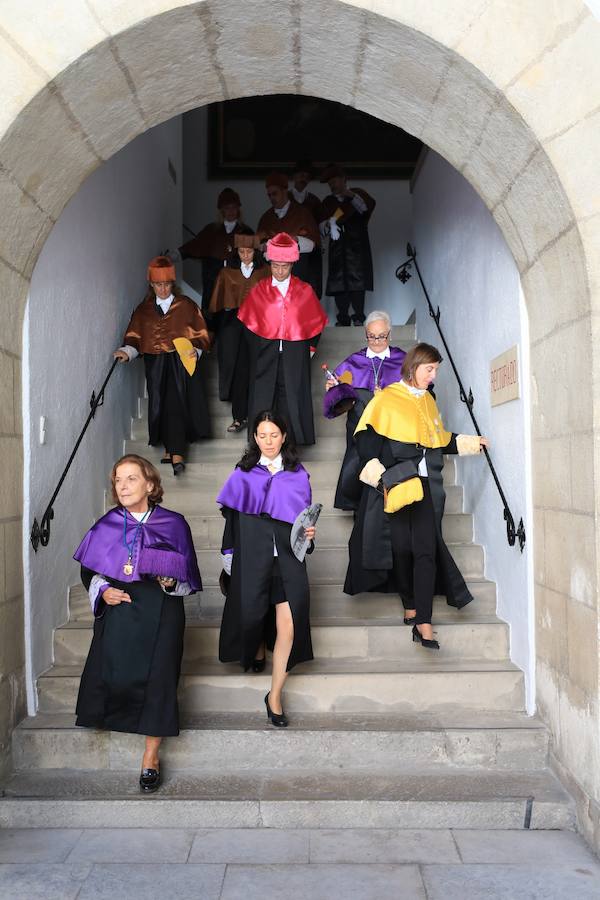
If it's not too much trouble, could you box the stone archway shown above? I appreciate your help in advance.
[0,0,599,847]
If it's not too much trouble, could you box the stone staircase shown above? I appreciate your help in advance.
[1,326,574,830]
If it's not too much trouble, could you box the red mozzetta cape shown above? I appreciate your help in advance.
[237,276,328,341]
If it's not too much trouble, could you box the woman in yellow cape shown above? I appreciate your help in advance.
[343,343,488,649]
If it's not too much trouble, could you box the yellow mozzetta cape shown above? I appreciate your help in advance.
[354,381,452,448]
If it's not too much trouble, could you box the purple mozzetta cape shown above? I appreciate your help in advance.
[323,346,406,419]
[73,505,202,590]
[216,464,312,525]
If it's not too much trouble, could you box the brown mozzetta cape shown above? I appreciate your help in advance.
[257,199,320,247]
[209,265,270,314]
[124,293,211,355]
[179,222,254,263]
[288,190,323,224]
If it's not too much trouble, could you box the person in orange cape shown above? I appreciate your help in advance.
[238,232,328,445]
[114,256,211,475]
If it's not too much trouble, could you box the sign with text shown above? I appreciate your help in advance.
[490,345,520,407]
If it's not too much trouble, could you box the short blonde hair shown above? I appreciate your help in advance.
[110,455,164,506]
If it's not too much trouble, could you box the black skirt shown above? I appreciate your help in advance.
[75,576,185,737]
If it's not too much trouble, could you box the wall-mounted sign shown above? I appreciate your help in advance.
[490,345,520,407]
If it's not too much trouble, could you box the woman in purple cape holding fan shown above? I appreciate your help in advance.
[73,454,201,793]
[217,411,316,727]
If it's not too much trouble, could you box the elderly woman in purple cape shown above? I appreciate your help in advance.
[323,310,406,510]
[73,454,201,793]
[216,410,316,727]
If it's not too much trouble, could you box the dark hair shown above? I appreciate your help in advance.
[230,248,264,269]
[238,410,300,471]
[110,454,164,505]
[401,343,443,383]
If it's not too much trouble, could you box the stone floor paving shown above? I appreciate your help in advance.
[0,827,598,899]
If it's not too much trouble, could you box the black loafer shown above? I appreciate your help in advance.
[139,767,161,793]
[172,461,186,476]
[252,657,266,673]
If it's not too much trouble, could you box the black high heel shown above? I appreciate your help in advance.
[403,615,416,625]
[139,767,161,793]
[265,692,288,727]
[252,657,266,673]
[412,623,440,650]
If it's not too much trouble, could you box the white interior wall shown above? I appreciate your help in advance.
[181,106,420,324]
[23,119,182,703]
[412,151,534,708]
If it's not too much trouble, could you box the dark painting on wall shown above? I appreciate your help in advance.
[207,94,423,180]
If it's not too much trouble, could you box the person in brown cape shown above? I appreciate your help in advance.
[209,233,270,432]
[257,172,321,297]
[289,159,324,298]
[168,188,254,311]
[114,256,211,475]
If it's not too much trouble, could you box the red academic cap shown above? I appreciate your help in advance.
[217,188,241,208]
[266,232,300,262]
[265,171,289,189]
[320,163,345,182]
[147,255,176,282]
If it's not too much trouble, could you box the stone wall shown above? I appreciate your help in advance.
[0,0,599,849]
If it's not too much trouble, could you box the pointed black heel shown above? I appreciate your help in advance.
[252,657,266,673]
[412,623,440,650]
[265,692,288,727]
[139,767,161,793]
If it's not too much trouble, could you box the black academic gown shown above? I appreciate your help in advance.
[334,387,372,510]
[344,427,473,609]
[144,350,210,445]
[243,330,316,445]
[218,509,314,671]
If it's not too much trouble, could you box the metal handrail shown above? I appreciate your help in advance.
[396,243,526,552]
[30,359,119,552]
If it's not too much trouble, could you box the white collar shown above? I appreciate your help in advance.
[129,508,151,522]
[275,200,291,219]
[259,452,283,471]
[291,187,307,204]
[240,262,254,278]
[156,293,174,312]
[366,346,390,360]
[272,274,291,296]
[223,219,238,233]
[401,379,427,398]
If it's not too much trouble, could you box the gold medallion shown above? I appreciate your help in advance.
[123,562,133,575]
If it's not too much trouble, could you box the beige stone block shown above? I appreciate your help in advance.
[0,87,100,220]
[566,599,598,696]
[0,595,24,675]
[463,96,539,210]
[533,507,545,586]
[570,432,594,515]
[0,526,5,604]
[421,63,497,173]
[501,147,574,268]
[366,0,492,49]
[545,111,600,221]
[0,352,14,435]
[0,437,23,521]
[0,677,12,750]
[12,359,21,437]
[299,0,363,106]
[490,200,530,272]
[544,509,596,607]
[56,43,146,161]
[521,225,590,345]
[455,0,578,90]
[355,16,451,140]
[0,33,46,143]
[507,16,600,142]
[0,168,54,277]
[3,520,23,601]
[88,0,197,35]
[529,318,592,441]
[0,262,27,356]
[557,682,600,802]
[114,6,223,127]
[531,436,571,510]
[535,584,568,672]
[577,214,600,303]
[0,2,105,80]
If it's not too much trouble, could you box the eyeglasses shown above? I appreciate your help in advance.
[366,332,390,342]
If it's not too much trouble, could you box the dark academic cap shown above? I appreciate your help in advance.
[234,233,260,249]
[292,159,314,176]
[217,187,241,208]
[320,163,345,183]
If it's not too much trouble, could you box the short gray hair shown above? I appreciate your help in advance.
[365,310,391,331]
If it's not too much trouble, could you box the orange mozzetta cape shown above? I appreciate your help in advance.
[123,293,211,355]
[237,276,328,341]
[209,265,270,314]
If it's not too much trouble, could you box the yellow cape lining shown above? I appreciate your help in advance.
[354,381,452,448]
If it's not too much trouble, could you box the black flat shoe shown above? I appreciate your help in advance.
[412,623,440,650]
[172,461,186,476]
[139,767,161,793]
[403,615,417,625]
[265,692,288,727]
[160,455,171,465]
[252,657,266,673]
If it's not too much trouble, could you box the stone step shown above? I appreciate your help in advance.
[131,410,348,441]
[0,767,574,831]
[53,616,509,668]
[12,710,549,772]
[66,580,498,623]
[127,435,345,460]
[36,658,525,715]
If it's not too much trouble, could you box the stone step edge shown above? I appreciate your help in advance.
[57,615,507,631]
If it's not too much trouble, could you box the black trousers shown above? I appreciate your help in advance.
[230,331,249,423]
[388,479,437,625]
[160,359,186,456]
[333,291,365,324]
[273,352,295,442]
